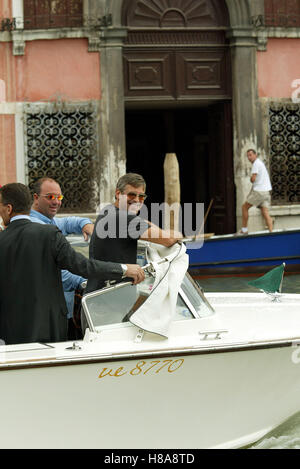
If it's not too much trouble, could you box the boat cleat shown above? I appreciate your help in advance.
[65,341,82,351]
[199,329,229,341]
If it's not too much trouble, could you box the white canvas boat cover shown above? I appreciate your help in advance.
[129,242,189,338]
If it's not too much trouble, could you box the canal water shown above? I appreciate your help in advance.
[198,273,300,449]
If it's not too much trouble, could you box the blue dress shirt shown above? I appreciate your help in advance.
[30,209,91,318]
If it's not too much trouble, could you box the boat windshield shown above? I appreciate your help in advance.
[67,236,214,331]
[81,272,214,332]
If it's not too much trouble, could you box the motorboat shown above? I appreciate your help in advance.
[1,241,300,449]
[186,228,300,278]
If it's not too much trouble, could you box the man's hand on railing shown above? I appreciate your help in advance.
[124,264,145,285]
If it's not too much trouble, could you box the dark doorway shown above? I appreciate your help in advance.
[125,105,235,235]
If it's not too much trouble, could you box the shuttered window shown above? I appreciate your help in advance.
[264,0,300,27]
[269,102,300,205]
[23,0,83,29]
[24,102,100,213]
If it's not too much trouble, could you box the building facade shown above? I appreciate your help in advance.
[0,0,299,233]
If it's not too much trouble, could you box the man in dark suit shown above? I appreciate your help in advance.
[0,183,145,345]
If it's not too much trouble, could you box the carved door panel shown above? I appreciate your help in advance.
[123,50,175,99]
[175,49,231,98]
[208,103,235,234]
[123,48,231,101]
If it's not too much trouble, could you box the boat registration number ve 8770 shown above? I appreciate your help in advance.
[98,358,185,378]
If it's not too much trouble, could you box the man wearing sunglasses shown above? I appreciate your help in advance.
[30,177,94,240]
[30,177,95,339]
[84,173,182,300]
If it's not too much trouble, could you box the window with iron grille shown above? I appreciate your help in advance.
[24,103,100,213]
[269,102,300,205]
[264,0,300,27]
[23,0,83,29]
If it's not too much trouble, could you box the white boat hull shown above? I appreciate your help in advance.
[1,338,300,449]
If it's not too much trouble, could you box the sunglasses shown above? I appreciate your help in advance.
[41,194,64,201]
[123,191,147,201]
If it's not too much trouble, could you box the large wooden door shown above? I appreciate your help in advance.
[208,103,235,234]
[122,0,231,105]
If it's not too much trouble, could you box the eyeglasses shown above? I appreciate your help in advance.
[123,191,147,201]
[41,194,64,201]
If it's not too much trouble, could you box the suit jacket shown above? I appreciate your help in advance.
[0,220,122,345]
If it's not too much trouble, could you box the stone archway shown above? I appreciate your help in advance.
[122,0,230,27]
[107,0,255,30]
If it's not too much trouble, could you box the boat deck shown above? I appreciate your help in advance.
[1,292,300,369]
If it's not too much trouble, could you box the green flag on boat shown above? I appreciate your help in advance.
[248,263,285,294]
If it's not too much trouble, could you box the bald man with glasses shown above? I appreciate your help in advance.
[30,177,94,239]
[30,177,94,339]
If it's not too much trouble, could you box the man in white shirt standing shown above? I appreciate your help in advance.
[239,149,273,234]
